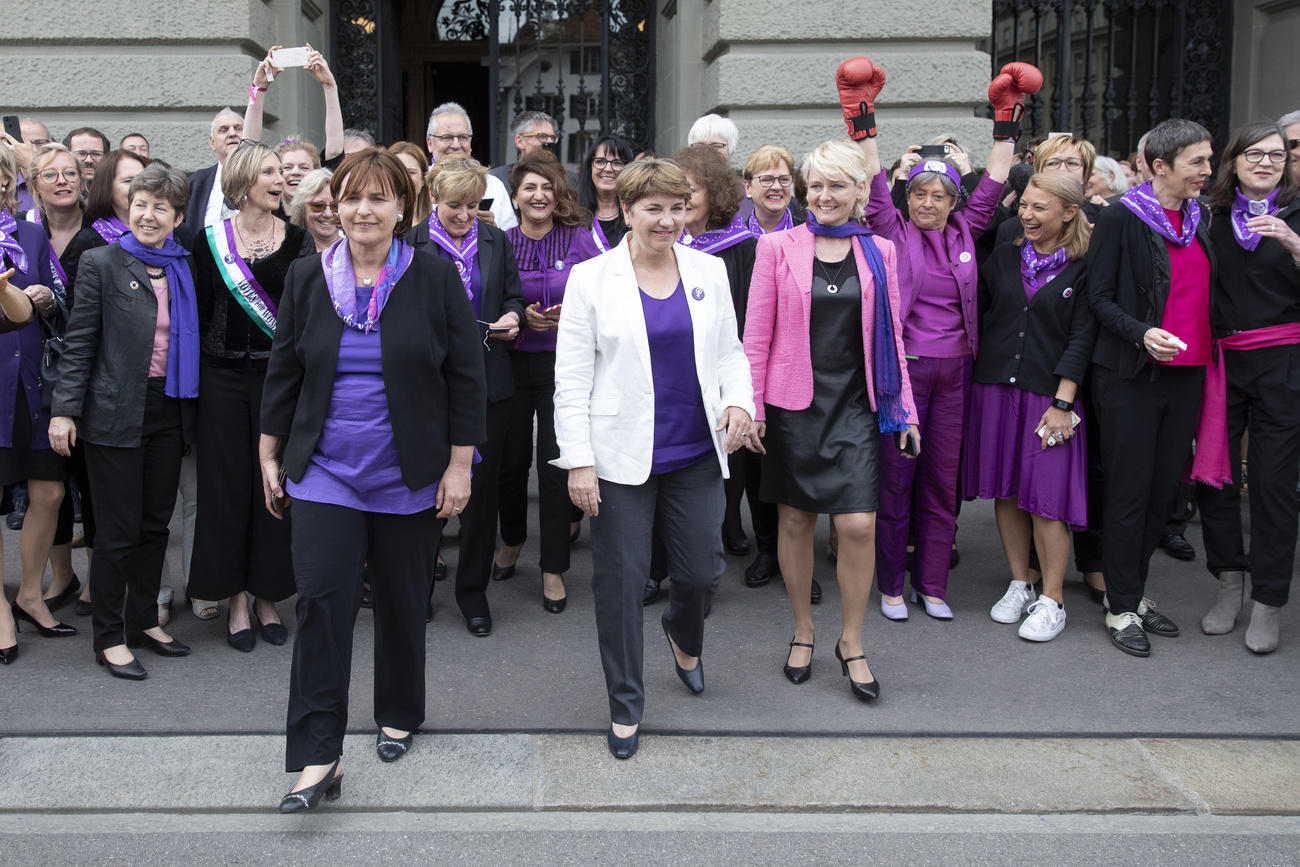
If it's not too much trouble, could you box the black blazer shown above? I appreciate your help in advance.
[260,248,488,490]
[52,244,198,446]
[975,245,1095,396]
[405,219,527,402]
[178,164,219,251]
[716,237,757,338]
[1086,201,1217,379]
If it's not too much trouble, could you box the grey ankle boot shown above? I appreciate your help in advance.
[1244,601,1281,654]
[1200,570,1245,635]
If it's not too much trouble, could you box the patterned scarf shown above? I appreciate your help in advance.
[682,212,755,254]
[0,210,29,274]
[1020,242,1070,293]
[428,208,479,301]
[321,237,414,333]
[1230,189,1279,252]
[1120,180,1200,247]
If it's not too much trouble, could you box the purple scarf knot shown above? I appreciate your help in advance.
[1120,180,1200,246]
[746,207,794,236]
[1230,189,1279,252]
[1020,242,1070,293]
[0,210,29,275]
[321,237,415,333]
[428,209,479,301]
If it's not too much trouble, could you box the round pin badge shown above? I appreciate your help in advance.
[1062,287,1074,298]
[223,254,235,264]
[129,281,139,290]
[958,251,972,264]
[554,259,564,271]
[691,287,705,301]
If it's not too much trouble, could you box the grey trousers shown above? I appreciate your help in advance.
[590,455,725,725]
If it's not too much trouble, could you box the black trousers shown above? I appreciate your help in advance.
[52,442,95,548]
[1197,345,1300,607]
[84,380,184,651]
[497,351,571,574]
[1067,381,1106,574]
[590,455,724,725]
[189,364,294,601]
[285,499,442,771]
[453,398,510,620]
[1091,364,1204,615]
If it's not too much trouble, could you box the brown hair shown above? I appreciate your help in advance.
[673,144,743,230]
[509,150,590,228]
[387,141,433,224]
[331,149,417,238]
[1016,172,1092,261]
[614,157,692,210]
[1208,120,1298,211]
[221,141,279,206]
[86,149,149,221]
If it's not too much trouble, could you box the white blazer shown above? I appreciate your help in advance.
[551,237,756,485]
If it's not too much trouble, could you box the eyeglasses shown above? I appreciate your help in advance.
[72,149,104,161]
[520,132,558,144]
[232,138,262,152]
[1041,158,1084,170]
[754,174,792,189]
[37,168,80,183]
[307,201,337,214]
[430,133,473,145]
[592,157,626,170]
[1242,149,1288,165]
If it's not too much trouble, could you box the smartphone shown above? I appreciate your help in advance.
[541,303,562,315]
[478,198,494,211]
[270,46,311,68]
[918,144,951,158]
[2,115,21,142]
[487,326,512,333]
[898,429,920,458]
[272,466,291,513]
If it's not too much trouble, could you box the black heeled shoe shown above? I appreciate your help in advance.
[43,575,81,613]
[11,601,77,637]
[0,644,17,664]
[834,641,880,701]
[607,727,639,759]
[376,730,413,763]
[253,606,288,646]
[279,760,342,813]
[542,574,567,614]
[227,608,255,653]
[492,562,516,582]
[433,558,448,583]
[95,649,147,680]
[662,621,704,694]
[783,637,814,684]
[127,631,192,657]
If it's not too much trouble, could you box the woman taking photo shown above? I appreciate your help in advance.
[278,138,320,197]
[836,56,1038,620]
[554,157,753,759]
[578,135,634,252]
[189,141,303,652]
[289,168,341,254]
[494,150,600,613]
[407,155,524,636]
[744,139,916,699]
[50,163,199,679]
[1088,118,1216,657]
[966,172,1095,642]
[1193,121,1300,654]
[260,149,485,809]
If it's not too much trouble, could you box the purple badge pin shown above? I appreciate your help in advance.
[1062,286,1073,298]
[691,286,705,301]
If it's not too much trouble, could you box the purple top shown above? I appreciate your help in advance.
[287,286,439,514]
[507,223,601,352]
[641,282,713,474]
[0,219,59,450]
[903,232,968,357]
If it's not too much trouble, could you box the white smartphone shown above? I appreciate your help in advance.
[271,46,310,68]
[1037,411,1082,440]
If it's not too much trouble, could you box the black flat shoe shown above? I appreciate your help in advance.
[95,649,147,680]
[663,621,704,694]
[607,727,639,759]
[810,579,823,605]
[492,562,516,582]
[11,601,77,637]
[42,575,81,613]
[73,599,93,617]
[0,644,17,664]
[641,576,664,606]
[783,637,814,684]
[834,641,879,701]
[1086,584,1106,605]
[542,593,567,614]
[744,550,779,588]
[128,631,192,657]
[1158,533,1195,561]
[227,609,255,653]
[723,525,752,556]
[254,609,288,645]
[466,615,492,637]
[376,730,413,763]
[279,760,342,813]
[1107,615,1151,657]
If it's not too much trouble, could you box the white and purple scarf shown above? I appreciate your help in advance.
[681,212,755,254]
[746,207,794,236]
[1120,180,1200,247]
[1230,189,1279,252]
[1020,242,1070,293]
[428,208,479,300]
[92,216,129,245]
[321,237,414,333]
[0,210,29,275]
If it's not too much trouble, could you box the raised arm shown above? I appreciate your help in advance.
[306,45,344,160]
[986,62,1043,183]
[243,47,284,144]
[837,56,887,179]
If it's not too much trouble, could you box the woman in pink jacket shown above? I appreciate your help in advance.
[743,140,917,702]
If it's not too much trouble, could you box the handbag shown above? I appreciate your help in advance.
[37,295,68,414]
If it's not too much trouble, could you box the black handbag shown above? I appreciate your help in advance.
[37,296,68,414]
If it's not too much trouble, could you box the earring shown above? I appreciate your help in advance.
[397,212,404,219]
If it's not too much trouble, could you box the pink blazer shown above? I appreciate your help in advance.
[743,223,916,424]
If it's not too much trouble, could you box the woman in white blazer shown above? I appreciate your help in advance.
[552,158,754,760]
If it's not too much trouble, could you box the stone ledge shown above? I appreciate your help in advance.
[8,0,274,43]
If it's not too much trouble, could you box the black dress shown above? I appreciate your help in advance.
[761,255,879,513]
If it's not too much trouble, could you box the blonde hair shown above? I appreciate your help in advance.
[425,154,488,206]
[800,140,871,220]
[0,142,17,214]
[614,157,691,209]
[743,144,795,181]
[1017,172,1092,261]
[277,137,321,167]
[288,168,334,229]
[222,141,279,206]
[29,143,83,211]
[1034,134,1096,181]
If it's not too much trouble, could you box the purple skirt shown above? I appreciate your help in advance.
[961,383,1088,531]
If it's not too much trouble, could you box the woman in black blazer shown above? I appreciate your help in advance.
[406,155,525,637]
[259,150,487,811]
[49,164,200,679]
[964,172,1095,643]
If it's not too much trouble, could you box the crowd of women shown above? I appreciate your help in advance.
[0,45,1297,807]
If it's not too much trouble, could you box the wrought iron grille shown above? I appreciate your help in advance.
[989,0,1233,157]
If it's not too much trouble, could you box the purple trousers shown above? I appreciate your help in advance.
[876,354,972,599]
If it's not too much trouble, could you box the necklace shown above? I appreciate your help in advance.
[359,275,374,286]
[146,268,166,280]
[234,214,278,261]
[595,206,620,221]
[815,254,851,295]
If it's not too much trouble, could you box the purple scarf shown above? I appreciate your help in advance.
[746,207,794,236]
[682,212,755,254]
[1230,189,1279,252]
[0,210,29,275]
[119,233,199,399]
[321,237,414,333]
[1020,242,1070,293]
[428,209,479,302]
[803,212,907,433]
[92,216,129,245]
[1120,180,1200,247]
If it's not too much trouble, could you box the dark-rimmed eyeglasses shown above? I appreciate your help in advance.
[592,157,626,171]
[307,201,337,214]
[37,168,80,183]
[519,132,557,144]
[753,174,792,189]
[72,149,104,162]
[1242,149,1288,165]
[430,133,473,145]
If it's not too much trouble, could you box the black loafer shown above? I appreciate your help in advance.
[641,576,664,606]
[607,728,639,759]
[258,621,289,646]
[1158,534,1195,561]
[810,579,823,605]
[96,649,148,680]
[376,730,413,763]
[466,615,492,637]
[491,562,516,582]
[744,550,779,588]
[127,631,192,657]
[1107,614,1151,657]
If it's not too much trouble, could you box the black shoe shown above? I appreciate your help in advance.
[1158,534,1195,561]
[359,582,373,609]
[834,641,879,701]
[376,730,413,763]
[434,559,448,582]
[642,576,665,606]
[227,609,255,653]
[279,760,342,813]
[254,609,289,646]
[722,524,752,556]
[11,602,77,637]
[744,550,779,588]
[95,649,147,680]
[466,615,492,637]
[492,562,516,581]
[543,577,567,614]
[0,644,17,664]
[810,579,822,605]
[949,543,960,569]
[127,631,191,657]
[663,620,704,694]
[73,599,92,617]
[43,575,81,613]
[607,727,639,759]
[1106,612,1151,657]
[783,638,814,684]
[1137,599,1180,637]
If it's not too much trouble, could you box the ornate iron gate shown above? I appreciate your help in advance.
[989,0,1233,157]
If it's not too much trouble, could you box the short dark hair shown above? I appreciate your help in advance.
[128,163,190,213]
[62,127,110,153]
[86,149,150,221]
[673,144,743,230]
[1142,119,1212,169]
[509,150,589,228]
[578,135,635,212]
[331,149,416,237]
[1209,120,1298,210]
[119,132,149,147]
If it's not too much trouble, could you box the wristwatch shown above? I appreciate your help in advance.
[1051,397,1073,412]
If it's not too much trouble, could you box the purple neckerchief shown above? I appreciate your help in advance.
[428,208,479,301]
[22,208,70,286]
[1120,180,1200,247]
[0,210,29,275]
[1020,242,1070,293]
[92,216,129,245]
[119,232,199,399]
[746,207,794,236]
[1230,189,1279,252]
[221,218,279,316]
[321,237,414,333]
[681,212,754,254]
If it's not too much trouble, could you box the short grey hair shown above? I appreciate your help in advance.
[210,108,243,136]
[289,167,334,228]
[1278,110,1300,129]
[427,102,472,137]
[687,113,739,154]
[1092,155,1129,195]
[342,128,375,147]
[511,110,556,138]
[129,163,190,213]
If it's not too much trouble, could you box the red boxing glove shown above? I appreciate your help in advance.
[988,62,1043,141]
[836,56,886,140]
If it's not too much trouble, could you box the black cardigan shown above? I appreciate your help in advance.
[406,219,527,403]
[975,245,1095,397]
[715,237,757,338]
[1086,201,1217,379]
[260,249,488,490]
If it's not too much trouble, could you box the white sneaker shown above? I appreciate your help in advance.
[990,580,1036,623]
[1018,597,1066,641]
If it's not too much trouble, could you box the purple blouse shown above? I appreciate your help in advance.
[903,232,968,357]
[641,282,713,474]
[507,223,602,352]
[0,219,59,450]
[287,286,439,514]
